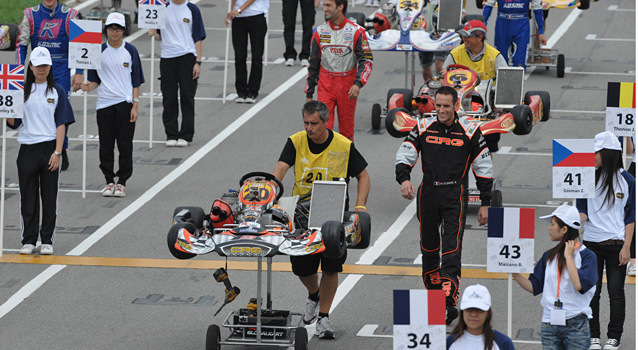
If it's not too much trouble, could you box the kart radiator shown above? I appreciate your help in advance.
[308,180,347,230]
[437,0,464,32]
[494,67,525,110]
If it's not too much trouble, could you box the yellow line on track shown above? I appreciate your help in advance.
[1,255,634,284]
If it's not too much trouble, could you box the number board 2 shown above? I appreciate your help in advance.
[138,0,167,29]
[605,82,635,137]
[393,290,446,350]
[68,20,102,69]
[486,208,535,273]
[552,139,595,199]
[0,64,24,119]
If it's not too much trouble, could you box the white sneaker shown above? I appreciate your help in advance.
[176,139,188,147]
[285,58,295,66]
[365,0,373,6]
[372,0,380,6]
[113,184,126,197]
[102,183,116,197]
[166,139,177,147]
[315,317,335,339]
[300,59,310,67]
[627,260,635,276]
[19,244,35,255]
[235,95,246,103]
[590,338,602,350]
[40,244,54,255]
[603,339,620,350]
[302,297,319,324]
[245,95,257,104]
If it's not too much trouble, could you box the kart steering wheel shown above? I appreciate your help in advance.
[239,172,284,201]
[445,64,482,87]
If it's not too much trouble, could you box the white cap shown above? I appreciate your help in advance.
[539,204,581,229]
[30,46,52,66]
[594,131,622,152]
[105,12,126,28]
[460,284,491,311]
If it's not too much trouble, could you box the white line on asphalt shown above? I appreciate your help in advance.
[550,109,604,114]
[0,68,310,320]
[585,34,635,42]
[565,70,635,76]
[607,5,635,11]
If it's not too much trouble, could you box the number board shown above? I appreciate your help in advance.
[605,82,635,137]
[393,290,446,350]
[552,139,595,199]
[0,64,24,119]
[138,0,166,29]
[68,20,102,69]
[486,208,535,273]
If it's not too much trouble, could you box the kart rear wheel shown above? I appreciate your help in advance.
[206,324,221,350]
[386,88,412,110]
[512,105,533,135]
[578,0,590,10]
[524,91,551,122]
[173,206,205,228]
[167,222,198,259]
[294,327,308,350]
[321,221,346,259]
[491,190,503,208]
[0,23,19,51]
[345,12,366,27]
[556,54,565,78]
[371,103,382,130]
[385,107,413,138]
[345,211,371,249]
[475,0,484,9]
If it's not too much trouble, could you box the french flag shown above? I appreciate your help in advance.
[394,290,445,326]
[488,208,535,239]
[553,139,595,167]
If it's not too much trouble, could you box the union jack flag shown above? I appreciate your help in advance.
[139,0,166,5]
[0,65,25,91]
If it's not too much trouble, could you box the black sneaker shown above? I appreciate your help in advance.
[446,307,459,325]
[61,149,69,171]
[245,93,258,104]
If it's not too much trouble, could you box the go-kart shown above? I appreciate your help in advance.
[166,172,371,349]
[374,64,551,139]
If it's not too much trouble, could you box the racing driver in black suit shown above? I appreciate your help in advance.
[395,86,493,324]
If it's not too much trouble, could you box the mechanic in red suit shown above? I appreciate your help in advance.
[395,86,493,325]
[305,0,373,141]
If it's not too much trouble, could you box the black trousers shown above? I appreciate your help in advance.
[232,14,267,96]
[160,53,198,142]
[417,182,468,308]
[17,140,60,245]
[97,101,135,186]
[282,0,315,60]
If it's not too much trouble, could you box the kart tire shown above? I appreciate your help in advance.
[294,327,308,350]
[321,221,346,259]
[578,0,590,10]
[512,105,533,135]
[491,190,503,208]
[386,88,412,110]
[385,107,413,138]
[167,222,197,260]
[524,91,551,122]
[173,206,205,228]
[346,12,366,27]
[371,103,382,130]
[0,23,19,51]
[463,14,485,24]
[556,54,565,78]
[206,324,221,350]
[345,211,371,249]
[475,0,484,9]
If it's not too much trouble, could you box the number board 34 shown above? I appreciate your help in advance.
[138,0,166,29]
[393,290,446,350]
[487,208,535,274]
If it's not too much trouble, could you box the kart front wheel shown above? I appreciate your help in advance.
[322,221,346,259]
[206,324,221,350]
[173,206,205,228]
[167,222,197,260]
[385,107,413,138]
[294,327,308,350]
[371,103,382,130]
[345,211,371,249]
[524,91,551,122]
[512,105,533,135]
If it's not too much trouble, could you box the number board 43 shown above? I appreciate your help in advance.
[487,208,535,273]
[138,0,166,29]
[0,64,24,119]
[69,20,102,70]
[552,139,595,199]
[393,290,446,350]
[605,82,635,137]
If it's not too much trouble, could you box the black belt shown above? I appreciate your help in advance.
[586,239,624,246]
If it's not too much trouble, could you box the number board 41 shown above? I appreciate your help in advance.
[486,208,535,274]
[138,0,166,29]
[552,139,595,199]
[606,82,635,137]
[393,290,446,350]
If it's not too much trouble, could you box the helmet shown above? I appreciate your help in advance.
[210,199,235,228]
[271,205,293,232]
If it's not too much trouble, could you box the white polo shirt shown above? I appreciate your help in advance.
[18,83,74,145]
[160,1,206,59]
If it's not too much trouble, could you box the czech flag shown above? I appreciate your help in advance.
[488,208,535,239]
[394,290,445,326]
[553,139,595,167]
[69,20,102,44]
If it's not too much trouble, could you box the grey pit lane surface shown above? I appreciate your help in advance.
[0,0,636,349]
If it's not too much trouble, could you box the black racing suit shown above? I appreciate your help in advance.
[395,113,493,307]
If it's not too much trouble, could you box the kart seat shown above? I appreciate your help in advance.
[276,195,299,228]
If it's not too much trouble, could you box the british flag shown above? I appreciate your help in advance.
[0,65,25,91]
[139,0,166,5]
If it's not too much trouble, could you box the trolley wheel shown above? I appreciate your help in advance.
[545,66,550,71]
[491,190,503,208]
[294,327,308,350]
[206,324,221,350]
[556,54,565,78]
[371,103,382,130]
[578,0,590,10]
[475,0,484,9]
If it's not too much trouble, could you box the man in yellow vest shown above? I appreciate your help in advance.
[442,20,507,152]
[273,100,370,339]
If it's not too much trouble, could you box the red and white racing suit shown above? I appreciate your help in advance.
[305,19,373,141]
